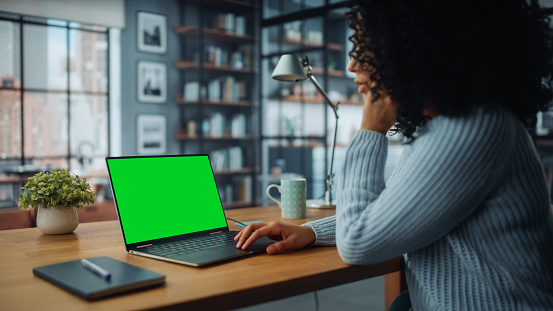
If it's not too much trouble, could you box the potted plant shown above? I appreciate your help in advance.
[19,169,96,234]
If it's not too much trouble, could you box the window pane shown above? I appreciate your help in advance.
[69,29,108,93]
[281,20,305,53]
[282,0,302,15]
[263,0,280,19]
[23,24,68,91]
[539,0,553,8]
[304,0,324,9]
[23,92,68,166]
[0,89,22,161]
[69,94,108,172]
[0,20,21,88]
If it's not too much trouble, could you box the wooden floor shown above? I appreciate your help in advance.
[0,201,117,230]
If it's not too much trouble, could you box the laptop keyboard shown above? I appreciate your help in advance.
[141,231,238,256]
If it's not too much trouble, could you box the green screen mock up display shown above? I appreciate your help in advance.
[106,155,227,244]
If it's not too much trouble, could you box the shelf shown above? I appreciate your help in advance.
[184,0,257,11]
[214,167,258,175]
[328,43,345,51]
[175,26,256,43]
[271,96,363,106]
[311,67,345,77]
[176,60,256,74]
[176,95,256,107]
[176,130,257,140]
[270,38,344,51]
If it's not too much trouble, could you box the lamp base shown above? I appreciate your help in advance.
[306,199,336,209]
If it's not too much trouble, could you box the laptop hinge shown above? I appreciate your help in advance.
[210,231,223,234]
[137,244,152,248]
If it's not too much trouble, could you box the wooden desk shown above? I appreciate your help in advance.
[0,206,404,310]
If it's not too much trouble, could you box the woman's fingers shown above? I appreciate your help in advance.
[238,222,282,250]
[234,222,268,248]
[235,222,316,254]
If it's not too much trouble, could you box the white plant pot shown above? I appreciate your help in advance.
[36,206,79,235]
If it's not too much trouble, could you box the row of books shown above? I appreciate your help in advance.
[204,45,252,69]
[218,175,252,203]
[209,76,247,102]
[210,146,244,172]
[184,77,248,102]
[205,112,247,137]
[212,13,247,36]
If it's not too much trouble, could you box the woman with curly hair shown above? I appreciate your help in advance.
[236,0,553,309]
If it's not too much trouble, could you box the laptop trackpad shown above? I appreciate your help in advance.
[174,245,253,265]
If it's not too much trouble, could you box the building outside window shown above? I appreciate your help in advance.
[0,12,109,207]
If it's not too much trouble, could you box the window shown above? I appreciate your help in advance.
[0,12,109,174]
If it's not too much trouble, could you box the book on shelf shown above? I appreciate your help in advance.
[183,81,200,101]
[209,112,225,137]
[207,79,221,101]
[225,184,233,203]
[235,16,246,36]
[233,175,252,202]
[240,45,252,70]
[205,46,229,67]
[228,146,243,170]
[230,113,246,137]
[210,148,229,172]
[213,13,240,34]
[223,76,236,101]
[209,146,243,172]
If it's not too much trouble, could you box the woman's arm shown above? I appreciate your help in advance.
[336,108,516,265]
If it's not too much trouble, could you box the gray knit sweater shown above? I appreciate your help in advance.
[304,107,553,310]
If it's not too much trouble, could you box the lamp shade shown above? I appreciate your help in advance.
[271,54,307,82]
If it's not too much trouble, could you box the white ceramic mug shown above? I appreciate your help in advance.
[266,178,306,219]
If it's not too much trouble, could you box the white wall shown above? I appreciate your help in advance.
[0,0,125,28]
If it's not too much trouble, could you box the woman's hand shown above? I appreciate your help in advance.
[360,87,398,135]
[234,221,316,255]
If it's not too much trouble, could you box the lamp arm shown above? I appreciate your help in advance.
[301,56,340,205]
[325,112,339,204]
[306,73,339,119]
[306,70,339,205]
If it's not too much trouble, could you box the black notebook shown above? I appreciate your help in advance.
[33,256,166,300]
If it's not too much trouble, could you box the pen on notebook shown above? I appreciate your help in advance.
[81,259,111,280]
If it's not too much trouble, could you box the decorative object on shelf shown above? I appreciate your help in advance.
[137,11,167,54]
[137,61,167,103]
[18,169,96,234]
[137,114,167,155]
[272,54,340,209]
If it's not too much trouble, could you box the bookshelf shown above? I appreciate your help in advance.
[176,0,259,208]
[260,2,366,201]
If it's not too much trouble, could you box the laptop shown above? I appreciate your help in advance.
[105,154,273,267]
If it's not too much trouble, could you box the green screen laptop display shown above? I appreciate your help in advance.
[106,155,227,244]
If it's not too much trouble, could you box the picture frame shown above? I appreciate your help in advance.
[137,61,167,104]
[137,114,167,155]
[137,11,167,54]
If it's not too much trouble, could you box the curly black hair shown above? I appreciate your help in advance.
[347,0,553,139]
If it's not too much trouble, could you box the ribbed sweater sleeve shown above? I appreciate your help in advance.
[335,108,514,265]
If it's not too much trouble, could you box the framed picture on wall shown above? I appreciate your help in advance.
[137,61,167,104]
[137,114,167,155]
[137,11,167,54]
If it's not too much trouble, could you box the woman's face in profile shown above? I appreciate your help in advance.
[348,56,372,95]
